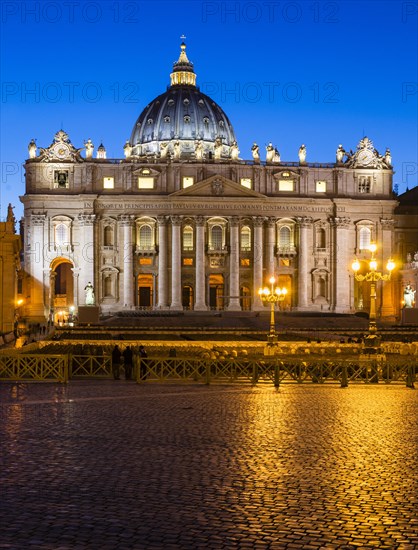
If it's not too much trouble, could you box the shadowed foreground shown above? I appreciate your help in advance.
[0,382,417,549]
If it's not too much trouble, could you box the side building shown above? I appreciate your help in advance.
[21,43,400,324]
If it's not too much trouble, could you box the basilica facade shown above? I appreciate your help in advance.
[21,43,403,324]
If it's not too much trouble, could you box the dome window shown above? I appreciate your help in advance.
[198,99,204,106]
[219,121,224,128]
[164,116,170,123]
[184,115,191,123]
[203,117,209,125]
[147,118,153,125]
[183,98,190,105]
[168,99,175,106]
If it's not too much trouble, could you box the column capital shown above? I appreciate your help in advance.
[253,216,265,227]
[380,218,395,229]
[195,216,206,226]
[229,216,240,227]
[31,213,46,225]
[157,215,168,226]
[78,213,96,225]
[171,215,183,226]
[118,214,135,226]
[329,216,351,228]
[295,216,313,228]
[266,217,276,228]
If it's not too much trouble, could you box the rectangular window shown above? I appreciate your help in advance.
[138,177,154,189]
[103,177,114,189]
[280,258,291,267]
[316,180,326,193]
[182,176,194,188]
[240,178,252,189]
[54,170,69,189]
[358,176,371,193]
[278,179,294,191]
[240,258,251,267]
[183,258,193,266]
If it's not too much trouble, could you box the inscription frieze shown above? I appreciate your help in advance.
[91,201,334,214]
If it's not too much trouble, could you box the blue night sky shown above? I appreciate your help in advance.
[1,0,417,220]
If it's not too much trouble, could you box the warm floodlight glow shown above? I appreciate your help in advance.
[16,299,23,306]
[258,275,290,344]
[351,242,395,338]
[386,258,395,271]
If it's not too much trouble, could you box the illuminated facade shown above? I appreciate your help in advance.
[22,43,405,323]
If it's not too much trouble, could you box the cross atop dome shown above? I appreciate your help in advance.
[170,38,196,87]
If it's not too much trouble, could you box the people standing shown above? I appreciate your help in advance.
[123,346,133,380]
[111,345,122,380]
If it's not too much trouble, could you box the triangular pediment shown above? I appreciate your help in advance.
[170,175,266,198]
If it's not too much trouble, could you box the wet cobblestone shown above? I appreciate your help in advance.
[0,382,417,549]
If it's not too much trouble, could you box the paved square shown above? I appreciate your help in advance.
[0,382,417,549]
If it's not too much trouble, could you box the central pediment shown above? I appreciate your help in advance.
[170,175,266,198]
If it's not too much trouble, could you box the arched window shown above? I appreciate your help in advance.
[55,223,68,246]
[211,225,223,250]
[104,226,113,247]
[359,227,371,250]
[183,225,194,250]
[316,228,326,249]
[279,226,291,248]
[241,226,251,251]
[139,225,153,249]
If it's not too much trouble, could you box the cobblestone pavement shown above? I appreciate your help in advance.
[0,382,417,549]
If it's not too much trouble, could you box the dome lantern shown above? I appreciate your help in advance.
[170,41,197,87]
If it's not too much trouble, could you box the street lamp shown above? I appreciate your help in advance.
[352,243,395,337]
[258,276,288,343]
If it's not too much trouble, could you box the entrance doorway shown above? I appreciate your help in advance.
[277,275,292,310]
[138,274,153,308]
[240,286,251,311]
[51,259,74,324]
[182,285,194,310]
[209,274,224,310]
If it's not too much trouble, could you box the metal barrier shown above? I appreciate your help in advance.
[0,354,68,383]
[70,355,112,378]
[0,353,415,387]
[136,357,417,387]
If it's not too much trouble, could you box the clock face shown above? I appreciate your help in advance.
[357,150,373,166]
[53,143,70,159]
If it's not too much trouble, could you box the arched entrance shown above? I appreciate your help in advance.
[51,259,74,325]
[209,274,224,310]
[138,274,153,308]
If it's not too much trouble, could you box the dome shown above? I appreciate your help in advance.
[129,43,238,161]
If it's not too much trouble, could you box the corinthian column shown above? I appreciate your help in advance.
[227,216,241,310]
[331,217,351,313]
[266,217,276,276]
[253,216,264,310]
[296,217,312,310]
[170,216,183,310]
[194,216,208,310]
[120,215,135,308]
[157,216,168,309]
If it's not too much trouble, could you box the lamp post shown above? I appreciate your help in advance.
[258,276,288,344]
[352,243,395,337]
